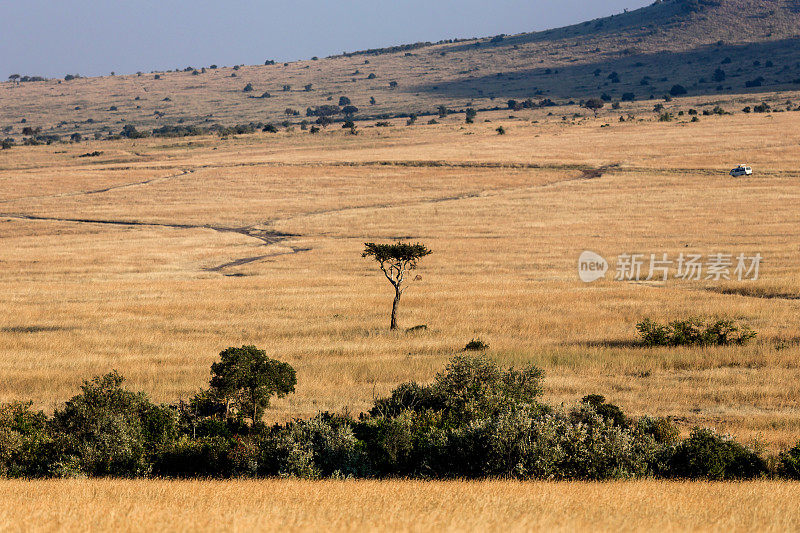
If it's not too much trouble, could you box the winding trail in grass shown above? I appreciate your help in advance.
[0,162,614,271]
[0,169,195,204]
[0,212,307,271]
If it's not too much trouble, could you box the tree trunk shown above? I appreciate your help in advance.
[390,287,401,330]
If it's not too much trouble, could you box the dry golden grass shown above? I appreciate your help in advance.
[1,103,800,451]
[1,478,799,532]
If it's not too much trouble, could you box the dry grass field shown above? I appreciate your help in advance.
[1,478,799,532]
[1,98,800,454]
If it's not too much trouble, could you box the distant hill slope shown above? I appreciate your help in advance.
[2,0,799,140]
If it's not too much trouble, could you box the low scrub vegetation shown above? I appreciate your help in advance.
[636,318,757,347]
[1,351,793,480]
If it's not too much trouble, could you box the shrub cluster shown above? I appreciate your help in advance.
[1,352,792,480]
[636,318,757,347]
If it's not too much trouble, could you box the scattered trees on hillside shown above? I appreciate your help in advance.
[363,242,432,330]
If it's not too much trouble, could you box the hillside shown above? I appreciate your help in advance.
[1,0,800,140]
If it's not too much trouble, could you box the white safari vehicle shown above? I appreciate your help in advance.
[730,165,753,177]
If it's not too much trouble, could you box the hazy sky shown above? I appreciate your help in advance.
[1,1,652,79]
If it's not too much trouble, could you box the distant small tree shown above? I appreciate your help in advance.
[342,105,359,117]
[712,68,727,83]
[120,125,147,139]
[362,242,432,330]
[8,74,20,84]
[367,73,377,79]
[370,96,376,105]
[438,105,450,118]
[389,81,398,88]
[304,84,313,92]
[315,116,333,128]
[209,346,296,424]
[670,84,688,96]
[243,83,254,92]
[339,96,351,106]
[465,108,477,124]
[584,98,605,117]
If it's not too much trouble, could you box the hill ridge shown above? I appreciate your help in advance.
[1,0,799,141]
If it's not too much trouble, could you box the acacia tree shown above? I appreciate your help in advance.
[363,242,432,330]
[209,346,296,424]
[584,98,605,117]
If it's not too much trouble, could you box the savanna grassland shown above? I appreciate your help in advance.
[2,479,800,532]
[1,98,800,451]
[3,87,800,532]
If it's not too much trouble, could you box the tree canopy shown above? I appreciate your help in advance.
[209,346,296,423]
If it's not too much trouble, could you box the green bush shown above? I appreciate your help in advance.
[50,372,177,477]
[258,414,368,478]
[357,409,444,477]
[777,441,800,479]
[667,428,766,480]
[153,435,233,477]
[463,338,488,351]
[777,442,800,479]
[0,402,55,477]
[636,318,756,347]
[0,354,789,480]
[578,395,627,427]
[440,407,660,480]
